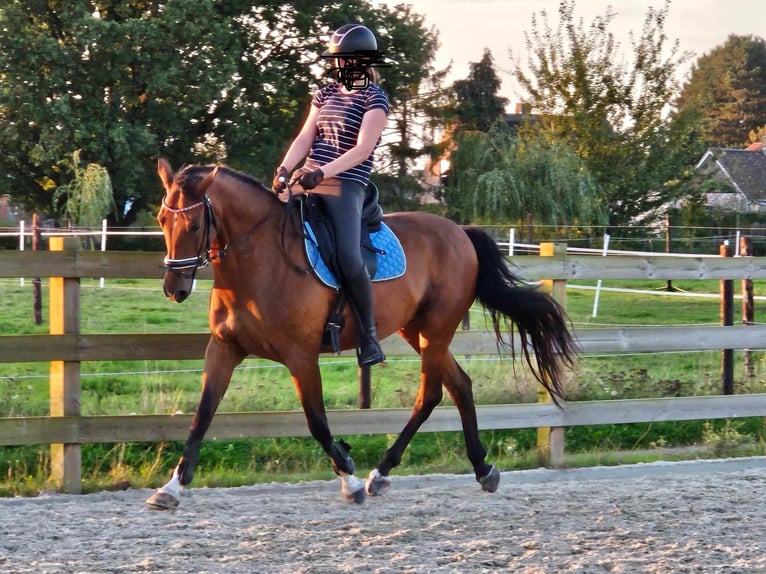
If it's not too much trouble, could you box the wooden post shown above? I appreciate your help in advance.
[720,242,734,395]
[537,242,566,467]
[49,236,82,493]
[526,213,534,244]
[32,214,42,325]
[664,213,674,292]
[740,236,754,378]
[359,366,371,409]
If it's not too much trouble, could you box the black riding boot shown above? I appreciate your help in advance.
[344,271,385,367]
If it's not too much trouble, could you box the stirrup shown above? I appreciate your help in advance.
[357,339,385,367]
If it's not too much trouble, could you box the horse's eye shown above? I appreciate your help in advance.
[190,222,201,232]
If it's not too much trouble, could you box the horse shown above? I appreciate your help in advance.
[146,158,577,509]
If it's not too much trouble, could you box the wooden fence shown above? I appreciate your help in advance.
[2,242,766,493]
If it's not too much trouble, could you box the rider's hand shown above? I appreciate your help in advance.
[295,168,324,190]
[272,166,288,194]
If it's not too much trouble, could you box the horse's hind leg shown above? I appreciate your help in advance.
[146,337,244,510]
[366,332,498,496]
[440,354,499,492]
[288,357,366,504]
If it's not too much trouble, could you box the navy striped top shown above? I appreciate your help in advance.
[304,82,389,187]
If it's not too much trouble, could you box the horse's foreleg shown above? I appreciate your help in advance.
[440,354,498,493]
[289,360,366,504]
[146,337,244,510]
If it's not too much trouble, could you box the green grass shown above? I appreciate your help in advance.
[1,276,765,496]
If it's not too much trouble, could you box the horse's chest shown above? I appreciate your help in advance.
[209,297,270,345]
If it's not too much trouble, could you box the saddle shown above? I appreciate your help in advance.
[299,181,384,282]
[295,182,406,354]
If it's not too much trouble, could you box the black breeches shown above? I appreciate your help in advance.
[321,180,367,281]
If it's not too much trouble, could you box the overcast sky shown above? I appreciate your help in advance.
[380,0,765,108]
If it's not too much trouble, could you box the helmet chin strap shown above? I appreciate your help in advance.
[335,64,370,90]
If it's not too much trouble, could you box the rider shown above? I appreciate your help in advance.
[272,23,389,367]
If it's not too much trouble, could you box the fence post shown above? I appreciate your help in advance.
[32,214,42,325]
[99,218,107,288]
[18,220,25,287]
[49,236,82,493]
[720,241,734,395]
[537,242,566,467]
[740,236,754,377]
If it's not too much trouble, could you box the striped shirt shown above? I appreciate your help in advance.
[304,82,389,187]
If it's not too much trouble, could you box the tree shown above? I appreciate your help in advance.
[444,123,605,226]
[451,49,508,133]
[0,1,439,219]
[508,0,705,227]
[362,3,449,209]
[677,34,766,147]
[52,149,115,246]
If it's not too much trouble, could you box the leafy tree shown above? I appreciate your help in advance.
[677,34,766,147]
[52,149,115,247]
[366,3,449,209]
[0,1,439,219]
[451,49,508,133]
[508,0,705,227]
[52,149,115,227]
[444,123,605,226]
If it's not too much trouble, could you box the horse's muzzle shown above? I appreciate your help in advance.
[163,271,192,303]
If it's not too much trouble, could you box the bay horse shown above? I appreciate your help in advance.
[147,158,576,509]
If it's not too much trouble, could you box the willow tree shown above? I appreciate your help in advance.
[53,150,115,247]
[445,124,605,226]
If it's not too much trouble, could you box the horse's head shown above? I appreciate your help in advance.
[156,157,219,303]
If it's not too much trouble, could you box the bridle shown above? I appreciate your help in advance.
[161,194,218,278]
[161,185,282,279]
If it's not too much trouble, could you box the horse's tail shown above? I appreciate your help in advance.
[464,226,577,405]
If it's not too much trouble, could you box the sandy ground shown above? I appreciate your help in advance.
[1,458,765,574]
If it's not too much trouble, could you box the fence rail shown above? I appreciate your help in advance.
[4,250,766,281]
[1,246,765,493]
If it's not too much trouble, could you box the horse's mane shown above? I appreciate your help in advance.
[175,164,271,196]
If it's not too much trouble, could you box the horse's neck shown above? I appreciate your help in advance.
[213,178,285,258]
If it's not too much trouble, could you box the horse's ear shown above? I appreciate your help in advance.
[157,157,174,189]
[198,165,220,195]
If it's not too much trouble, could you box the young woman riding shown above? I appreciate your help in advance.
[272,23,390,368]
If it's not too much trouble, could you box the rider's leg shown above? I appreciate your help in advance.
[321,181,385,367]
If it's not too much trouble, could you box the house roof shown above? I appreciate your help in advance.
[695,147,766,204]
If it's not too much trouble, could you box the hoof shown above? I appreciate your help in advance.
[340,473,367,504]
[146,490,180,510]
[366,469,391,496]
[478,465,500,493]
[344,486,367,504]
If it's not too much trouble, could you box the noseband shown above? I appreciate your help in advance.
[161,195,218,278]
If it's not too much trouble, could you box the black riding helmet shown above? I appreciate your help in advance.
[322,24,388,90]
[323,24,379,56]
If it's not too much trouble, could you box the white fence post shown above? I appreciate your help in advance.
[18,221,25,286]
[591,233,611,318]
[508,228,515,256]
[99,219,107,288]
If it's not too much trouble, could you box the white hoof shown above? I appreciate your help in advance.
[366,469,391,496]
[147,468,182,510]
[340,473,367,504]
[146,490,179,510]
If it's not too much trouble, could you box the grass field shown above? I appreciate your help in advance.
[1,273,765,496]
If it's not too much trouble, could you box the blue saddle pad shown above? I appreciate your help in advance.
[303,221,406,289]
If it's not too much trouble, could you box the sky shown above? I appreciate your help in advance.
[379,0,765,110]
